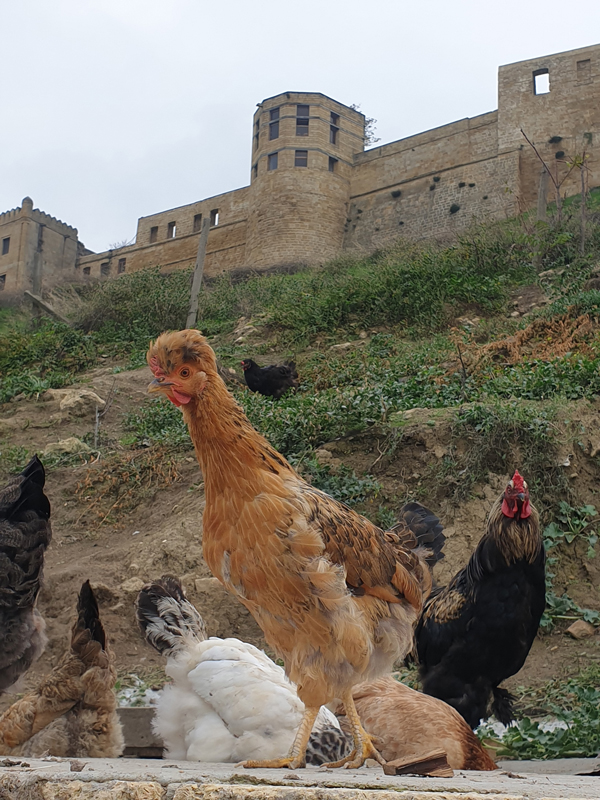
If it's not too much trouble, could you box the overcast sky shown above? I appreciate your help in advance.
[2,1,599,252]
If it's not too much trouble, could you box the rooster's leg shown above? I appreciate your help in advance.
[242,706,320,769]
[322,690,386,769]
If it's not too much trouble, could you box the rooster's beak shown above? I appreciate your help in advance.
[148,378,175,394]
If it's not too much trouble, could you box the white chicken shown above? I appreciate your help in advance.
[136,576,350,764]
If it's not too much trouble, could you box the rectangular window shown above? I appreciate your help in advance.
[0,274,5,290]
[294,150,308,167]
[577,59,591,84]
[269,107,280,121]
[533,68,550,95]
[252,164,258,180]
[118,258,126,274]
[193,213,202,232]
[210,208,219,226]
[330,125,338,145]
[83,266,91,276]
[269,120,279,140]
[296,104,309,136]
[167,221,176,238]
[330,112,339,126]
[268,152,278,171]
[101,262,110,277]
[329,157,338,173]
[1,237,9,255]
[254,132,259,150]
[150,226,158,243]
[254,118,260,150]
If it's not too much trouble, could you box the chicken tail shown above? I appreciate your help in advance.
[136,575,207,656]
[491,686,516,725]
[389,502,446,568]
[70,581,109,669]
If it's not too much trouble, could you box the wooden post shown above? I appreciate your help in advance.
[186,217,210,329]
[536,167,549,221]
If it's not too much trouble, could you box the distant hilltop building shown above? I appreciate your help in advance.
[1,43,599,297]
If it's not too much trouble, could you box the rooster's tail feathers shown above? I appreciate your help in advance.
[392,501,446,568]
[136,575,207,656]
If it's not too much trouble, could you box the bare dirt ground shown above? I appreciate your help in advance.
[2,360,600,710]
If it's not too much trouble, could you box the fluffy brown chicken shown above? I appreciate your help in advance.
[146,329,443,769]
[0,455,51,695]
[0,581,124,758]
[334,678,496,771]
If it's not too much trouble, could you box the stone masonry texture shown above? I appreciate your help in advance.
[1,44,599,299]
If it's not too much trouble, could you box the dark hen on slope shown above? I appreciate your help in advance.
[416,470,545,729]
[0,456,52,694]
[241,358,299,399]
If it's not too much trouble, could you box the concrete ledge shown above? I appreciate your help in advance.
[1,759,599,800]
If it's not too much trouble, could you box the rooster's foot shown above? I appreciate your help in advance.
[241,756,305,770]
[322,735,386,769]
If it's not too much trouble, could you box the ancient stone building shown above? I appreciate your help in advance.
[2,43,599,297]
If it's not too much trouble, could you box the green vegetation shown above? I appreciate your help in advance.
[479,666,600,759]
[541,502,600,629]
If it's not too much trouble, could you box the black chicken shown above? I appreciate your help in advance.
[0,456,52,694]
[241,358,299,399]
[415,470,545,728]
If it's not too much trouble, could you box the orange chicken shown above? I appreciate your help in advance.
[334,678,496,771]
[146,329,444,769]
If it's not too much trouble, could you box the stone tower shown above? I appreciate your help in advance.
[245,92,365,269]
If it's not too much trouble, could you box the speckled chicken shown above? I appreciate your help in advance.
[416,471,545,728]
[137,576,350,764]
[0,581,124,757]
[334,678,496,771]
[146,329,445,769]
[0,455,51,695]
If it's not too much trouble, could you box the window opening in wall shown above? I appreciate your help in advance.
[296,104,309,136]
[252,164,258,180]
[101,262,110,277]
[577,59,591,84]
[1,237,9,255]
[294,150,308,167]
[167,221,176,238]
[330,112,339,145]
[533,68,550,95]
[210,209,219,226]
[193,213,202,232]
[269,107,280,140]
[0,274,5,290]
[150,226,158,243]
[328,157,338,173]
[254,118,260,150]
[118,258,126,274]
[83,266,91,276]
[268,152,278,171]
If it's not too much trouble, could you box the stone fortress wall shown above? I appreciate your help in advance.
[1,43,599,297]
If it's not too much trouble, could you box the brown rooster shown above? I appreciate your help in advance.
[334,678,496,771]
[0,581,124,758]
[146,329,444,769]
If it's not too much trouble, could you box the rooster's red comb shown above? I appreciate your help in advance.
[511,469,525,491]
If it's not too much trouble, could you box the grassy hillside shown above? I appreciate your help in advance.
[2,204,600,757]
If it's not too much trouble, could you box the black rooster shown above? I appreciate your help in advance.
[241,358,299,399]
[0,456,52,694]
[415,470,545,728]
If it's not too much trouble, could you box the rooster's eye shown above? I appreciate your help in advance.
[180,368,190,378]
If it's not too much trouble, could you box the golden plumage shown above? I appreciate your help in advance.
[147,329,437,768]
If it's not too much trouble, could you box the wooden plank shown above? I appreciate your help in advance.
[382,748,453,778]
[186,217,211,329]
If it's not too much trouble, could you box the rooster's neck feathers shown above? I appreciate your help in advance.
[485,495,542,565]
